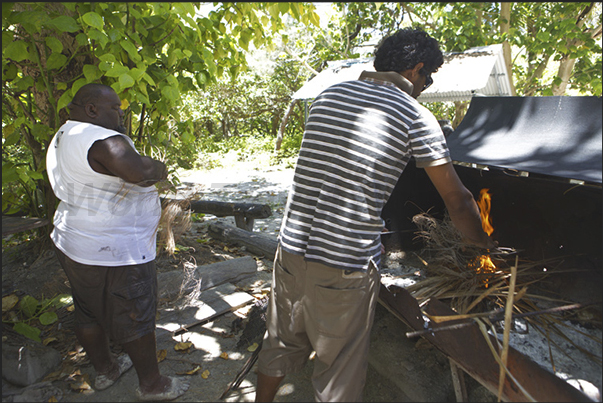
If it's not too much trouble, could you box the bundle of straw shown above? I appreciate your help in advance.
[157,198,192,255]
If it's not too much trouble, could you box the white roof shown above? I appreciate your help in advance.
[292,44,513,102]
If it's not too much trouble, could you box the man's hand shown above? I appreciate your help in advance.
[424,163,497,250]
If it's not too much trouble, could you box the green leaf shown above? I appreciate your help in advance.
[161,85,179,101]
[71,78,88,95]
[119,73,135,89]
[39,311,58,326]
[128,67,145,81]
[278,2,289,14]
[13,76,34,92]
[49,15,80,33]
[46,53,67,70]
[120,40,140,61]
[3,63,17,82]
[83,64,101,81]
[88,29,109,49]
[107,28,123,42]
[3,129,20,147]
[98,53,116,63]
[106,64,129,78]
[142,72,156,86]
[31,124,51,142]
[45,37,63,54]
[76,33,89,46]
[82,12,104,31]
[57,91,72,112]
[3,40,29,62]
[2,163,19,183]
[19,295,39,318]
[29,171,43,180]
[536,31,550,42]
[13,322,41,342]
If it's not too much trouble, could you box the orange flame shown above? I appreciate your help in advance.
[476,188,496,287]
[477,188,494,236]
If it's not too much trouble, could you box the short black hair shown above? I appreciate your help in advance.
[69,83,114,109]
[374,28,443,74]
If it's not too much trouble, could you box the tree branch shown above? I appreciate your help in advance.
[283,45,319,76]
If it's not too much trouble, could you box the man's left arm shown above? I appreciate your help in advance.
[88,135,168,187]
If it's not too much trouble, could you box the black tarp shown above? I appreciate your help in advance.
[446,96,602,184]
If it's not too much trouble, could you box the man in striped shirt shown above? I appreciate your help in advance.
[256,28,496,402]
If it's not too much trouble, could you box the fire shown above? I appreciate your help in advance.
[477,188,494,236]
[476,188,496,287]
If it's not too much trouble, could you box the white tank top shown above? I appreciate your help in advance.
[46,120,161,266]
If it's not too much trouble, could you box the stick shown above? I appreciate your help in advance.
[406,302,591,338]
[219,341,263,400]
[498,255,518,400]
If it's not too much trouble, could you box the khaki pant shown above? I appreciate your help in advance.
[258,245,380,402]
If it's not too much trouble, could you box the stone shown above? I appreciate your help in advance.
[2,341,62,387]
[12,381,64,402]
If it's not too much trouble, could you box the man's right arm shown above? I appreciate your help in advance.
[424,162,496,250]
[87,135,168,187]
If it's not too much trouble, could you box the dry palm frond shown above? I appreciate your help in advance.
[405,212,602,373]
[410,212,555,314]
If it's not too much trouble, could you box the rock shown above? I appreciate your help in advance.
[12,381,63,402]
[2,340,62,387]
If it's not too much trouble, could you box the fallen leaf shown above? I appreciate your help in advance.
[2,294,18,313]
[201,369,210,379]
[177,365,202,375]
[157,349,167,363]
[247,343,259,352]
[174,341,193,352]
[70,373,92,392]
[220,352,229,360]
[48,396,58,402]
[66,305,75,312]
[43,337,58,346]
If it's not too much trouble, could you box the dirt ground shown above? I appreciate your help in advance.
[2,155,469,402]
[4,154,599,402]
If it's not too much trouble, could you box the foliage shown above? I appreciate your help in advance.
[2,292,73,342]
[300,2,602,124]
[2,2,319,224]
[2,1,601,244]
[410,2,602,98]
[181,49,309,167]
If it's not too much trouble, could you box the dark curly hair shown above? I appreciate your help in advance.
[374,28,443,74]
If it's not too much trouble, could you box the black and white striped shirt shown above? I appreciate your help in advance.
[279,79,451,271]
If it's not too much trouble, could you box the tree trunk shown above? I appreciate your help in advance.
[452,101,469,128]
[208,222,278,260]
[499,2,517,95]
[552,58,577,96]
[274,98,299,152]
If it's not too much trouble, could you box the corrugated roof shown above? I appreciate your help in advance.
[292,44,513,102]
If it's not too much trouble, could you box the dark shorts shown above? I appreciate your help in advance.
[54,246,158,345]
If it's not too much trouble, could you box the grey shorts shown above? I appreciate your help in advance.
[54,246,158,345]
[258,245,380,402]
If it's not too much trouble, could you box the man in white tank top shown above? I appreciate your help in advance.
[46,83,188,401]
